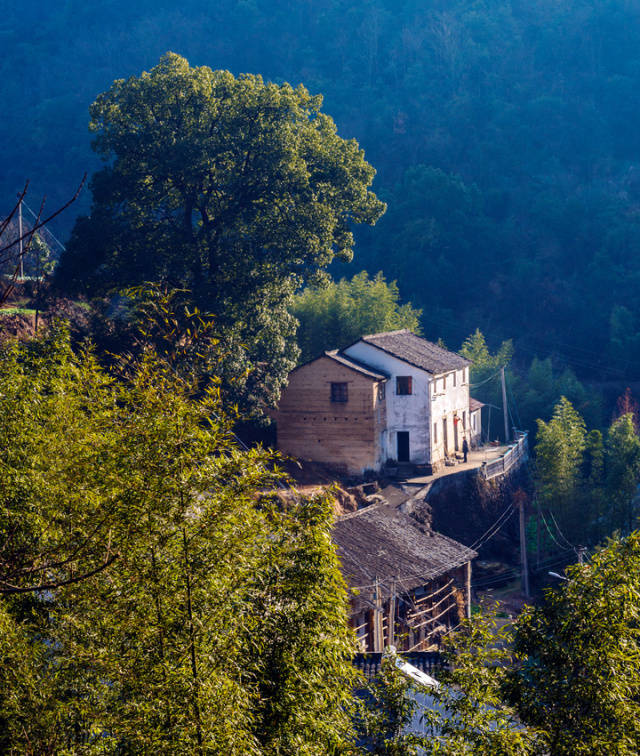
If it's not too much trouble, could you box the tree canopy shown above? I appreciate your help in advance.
[0,326,358,754]
[55,52,385,408]
[510,534,640,755]
[291,270,421,363]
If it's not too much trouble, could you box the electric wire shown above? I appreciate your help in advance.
[539,509,573,554]
[470,505,515,551]
[547,509,577,551]
[469,366,505,389]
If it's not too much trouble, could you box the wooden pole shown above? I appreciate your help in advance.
[536,497,541,570]
[388,577,396,648]
[501,366,510,442]
[18,198,24,281]
[518,500,530,597]
[465,561,472,618]
[373,577,383,652]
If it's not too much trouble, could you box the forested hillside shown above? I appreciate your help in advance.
[5,0,640,378]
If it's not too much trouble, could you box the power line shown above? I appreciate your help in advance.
[539,509,573,554]
[547,509,576,551]
[470,505,515,551]
[19,198,66,253]
[469,366,505,389]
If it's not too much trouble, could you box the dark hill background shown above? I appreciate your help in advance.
[5,0,640,381]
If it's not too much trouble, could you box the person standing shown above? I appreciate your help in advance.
[462,436,469,463]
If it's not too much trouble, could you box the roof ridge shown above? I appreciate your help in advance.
[362,328,411,340]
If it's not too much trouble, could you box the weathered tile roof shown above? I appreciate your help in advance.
[333,504,476,592]
[469,397,485,412]
[324,350,389,381]
[356,329,470,374]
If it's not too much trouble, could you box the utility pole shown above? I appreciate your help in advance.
[388,578,396,647]
[373,577,384,652]
[18,196,24,281]
[501,366,510,442]
[518,500,530,598]
[536,497,541,570]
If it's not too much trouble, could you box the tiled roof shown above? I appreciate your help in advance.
[469,397,485,412]
[333,504,476,592]
[355,330,470,374]
[290,350,388,380]
[325,350,389,381]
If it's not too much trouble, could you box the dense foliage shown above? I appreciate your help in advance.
[510,534,640,755]
[534,396,640,545]
[55,52,384,410]
[291,271,421,363]
[0,327,358,754]
[8,0,640,382]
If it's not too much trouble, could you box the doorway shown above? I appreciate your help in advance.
[442,418,448,454]
[397,431,410,462]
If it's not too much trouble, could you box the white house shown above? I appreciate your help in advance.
[342,330,475,469]
[275,329,483,474]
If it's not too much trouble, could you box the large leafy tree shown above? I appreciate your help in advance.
[55,52,385,409]
[0,326,358,754]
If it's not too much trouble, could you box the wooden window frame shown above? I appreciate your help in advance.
[396,376,412,395]
[330,382,348,403]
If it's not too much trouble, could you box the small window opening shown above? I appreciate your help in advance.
[331,382,348,403]
[396,376,412,395]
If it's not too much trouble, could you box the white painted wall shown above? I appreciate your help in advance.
[343,342,470,467]
[343,342,431,463]
[429,367,470,465]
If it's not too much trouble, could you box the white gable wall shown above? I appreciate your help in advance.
[344,341,470,467]
[343,341,432,464]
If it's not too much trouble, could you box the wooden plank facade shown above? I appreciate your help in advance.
[333,504,476,653]
[274,352,388,474]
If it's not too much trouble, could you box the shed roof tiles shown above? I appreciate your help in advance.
[469,397,485,412]
[333,504,476,592]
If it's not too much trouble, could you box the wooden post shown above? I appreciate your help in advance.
[501,366,510,443]
[465,561,472,618]
[388,577,396,648]
[18,197,24,281]
[373,577,384,652]
[536,497,541,571]
[518,500,530,598]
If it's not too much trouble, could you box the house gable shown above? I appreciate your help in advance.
[275,354,387,474]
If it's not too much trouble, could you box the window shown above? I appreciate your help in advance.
[433,422,438,444]
[330,382,348,403]
[396,376,412,395]
[453,371,457,387]
[378,383,386,401]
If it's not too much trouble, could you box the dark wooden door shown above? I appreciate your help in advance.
[397,431,410,462]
